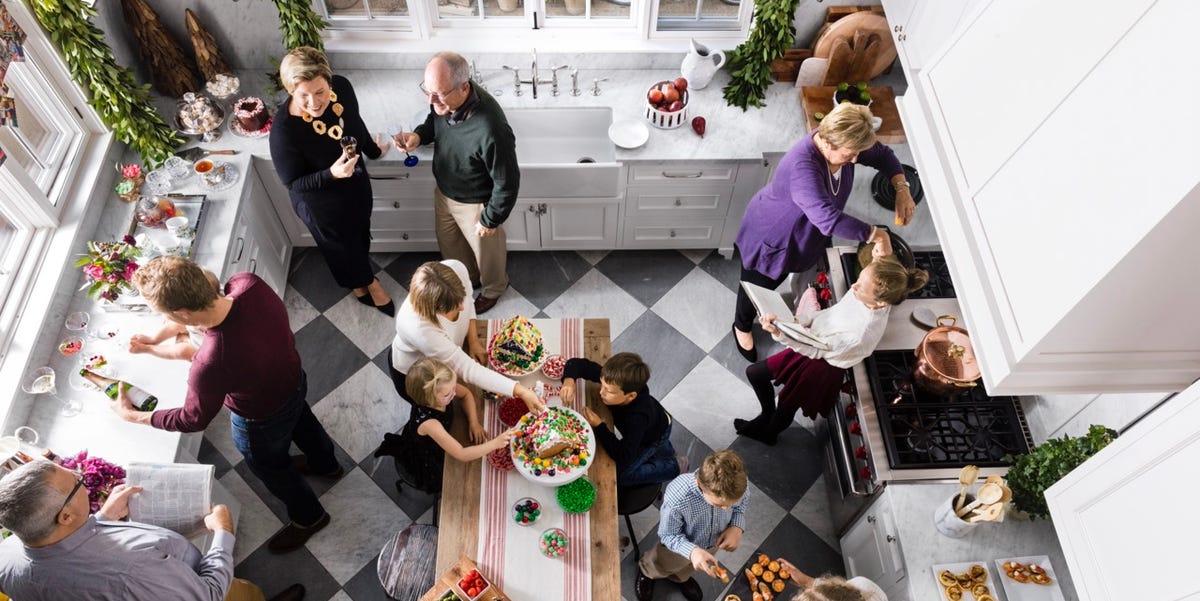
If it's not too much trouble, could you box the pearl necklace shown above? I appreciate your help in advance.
[818,134,843,196]
[299,91,345,140]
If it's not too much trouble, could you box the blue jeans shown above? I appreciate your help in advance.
[230,372,337,525]
[619,421,680,487]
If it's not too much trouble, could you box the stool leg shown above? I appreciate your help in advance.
[433,494,441,527]
[624,514,641,563]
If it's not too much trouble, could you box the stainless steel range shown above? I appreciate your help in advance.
[821,246,1033,533]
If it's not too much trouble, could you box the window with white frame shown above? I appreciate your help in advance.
[315,0,747,38]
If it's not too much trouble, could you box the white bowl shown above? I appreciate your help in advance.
[608,120,650,149]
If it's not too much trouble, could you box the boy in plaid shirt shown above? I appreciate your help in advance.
[636,450,748,601]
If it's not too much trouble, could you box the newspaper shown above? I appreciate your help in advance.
[125,462,214,538]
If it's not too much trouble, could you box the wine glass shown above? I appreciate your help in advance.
[65,311,90,333]
[21,367,83,417]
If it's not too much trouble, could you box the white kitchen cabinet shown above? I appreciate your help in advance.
[223,166,291,296]
[891,0,1200,394]
[881,0,984,74]
[510,200,621,250]
[1045,379,1200,601]
[504,202,541,251]
[841,489,906,590]
[254,158,313,247]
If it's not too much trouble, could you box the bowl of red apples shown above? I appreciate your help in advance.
[645,78,690,129]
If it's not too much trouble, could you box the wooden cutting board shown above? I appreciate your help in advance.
[799,86,906,145]
[812,11,896,82]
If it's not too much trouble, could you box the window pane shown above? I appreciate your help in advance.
[0,213,19,308]
[437,0,524,19]
[325,0,410,19]
[658,0,739,26]
[1,62,68,195]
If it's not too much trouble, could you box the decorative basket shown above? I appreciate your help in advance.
[644,81,690,130]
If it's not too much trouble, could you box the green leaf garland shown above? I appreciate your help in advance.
[32,0,183,167]
[267,0,330,93]
[722,0,801,111]
[1002,424,1117,520]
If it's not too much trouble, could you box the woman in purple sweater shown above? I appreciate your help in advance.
[731,102,916,361]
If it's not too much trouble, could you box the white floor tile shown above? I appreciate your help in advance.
[308,469,412,585]
[620,504,661,561]
[662,357,759,453]
[284,285,321,333]
[220,469,283,564]
[323,295,397,358]
[789,477,839,552]
[326,591,354,601]
[678,249,711,265]
[651,267,736,353]
[480,287,540,321]
[575,250,609,266]
[543,270,644,339]
[312,364,411,463]
[720,480,787,573]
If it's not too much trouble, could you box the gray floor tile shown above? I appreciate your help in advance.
[323,294,399,358]
[790,476,840,552]
[343,554,395,601]
[506,250,594,309]
[284,285,321,333]
[221,469,283,564]
[234,543,341,601]
[621,529,731,601]
[575,250,609,265]
[289,249,385,312]
[706,326,785,382]
[308,469,413,584]
[202,406,243,467]
[359,451,437,524]
[728,424,825,511]
[381,251,444,289]
[667,423,714,487]
[723,514,844,601]
[476,286,539,321]
[312,363,411,463]
[678,249,713,265]
[542,269,645,340]
[198,436,233,480]
[612,311,705,400]
[698,249,744,295]
[295,316,371,403]
[720,480,789,577]
[651,267,737,353]
[234,441,356,524]
[594,250,697,307]
[662,357,759,454]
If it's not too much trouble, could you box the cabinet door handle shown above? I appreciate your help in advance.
[249,259,257,274]
[233,237,245,262]
[898,33,907,41]
[893,25,902,32]
[393,201,401,209]
[669,229,677,238]
[402,232,409,240]
[539,203,548,215]
[370,173,410,180]
[528,205,537,214]
[866,515,876,523]
[886,534,896,543]
[662,171,703,179]
[674,198,682,206]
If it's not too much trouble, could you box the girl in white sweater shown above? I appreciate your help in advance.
[734,258,927,445]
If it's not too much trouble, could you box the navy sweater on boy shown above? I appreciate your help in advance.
[561,358,669,471]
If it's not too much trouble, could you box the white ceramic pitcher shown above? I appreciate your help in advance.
[680,38,726,90]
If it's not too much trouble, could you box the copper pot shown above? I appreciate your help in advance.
[913,316,980,396]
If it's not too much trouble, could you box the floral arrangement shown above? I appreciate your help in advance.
[114,162,144,202]
[59,451,126,515]
[75,235,142,302]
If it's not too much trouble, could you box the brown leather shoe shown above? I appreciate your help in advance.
[267,583,306,601]
[634,569,656,601]
[474,295,499,314]
[267,513,330,553]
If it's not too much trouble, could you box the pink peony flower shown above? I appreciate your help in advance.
[84,264,105,280]
[100,290,118,301]
[122,234,137,246]
[123,262,139,280]
[121,164,142,179]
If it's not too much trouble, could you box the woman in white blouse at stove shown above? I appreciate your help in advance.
[733,257,927,445]
[390,259,543,412]
[780,558,887,601]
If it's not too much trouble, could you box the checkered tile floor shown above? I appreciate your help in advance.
[205,248,845,601]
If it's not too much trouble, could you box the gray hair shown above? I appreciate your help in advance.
[0,460,67,544]
[430,51,471,86]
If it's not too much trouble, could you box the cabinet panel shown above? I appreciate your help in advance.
[626,185,733,219]
[246,175,291,295]
[841,510,890,586]
[369,166,435,199]
[627,161,738,184]
[621,219,724,248]
[541,201,619,249]
[504,203,540,250]
[253,158,313,247]
[925,0,1154,190]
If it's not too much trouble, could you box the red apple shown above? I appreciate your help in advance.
[668,100,685,113]
[648,88,664,105]
[662,84,681,105]
[674,77,688,93]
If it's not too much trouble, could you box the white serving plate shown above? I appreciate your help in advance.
[510,405,595,487]
[607,119,649,149]
[931,561,1000,601]
[993,555,1066,601]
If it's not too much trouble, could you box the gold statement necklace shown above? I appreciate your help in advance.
[300,91,345,140]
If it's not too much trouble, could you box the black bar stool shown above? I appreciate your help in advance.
[618,482,664,563]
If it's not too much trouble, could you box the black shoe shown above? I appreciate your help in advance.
[291,455,345,479]
[267,583,306,601]
[634,570,656,601]
[676,577,703,601]
[741,427,779,446]
[734,418,751,433]
[733,325,757,362]
[375,300,396,317]
[267,513,330,553]
[354,293,373,307]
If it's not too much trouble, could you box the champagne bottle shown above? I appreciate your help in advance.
[78,368,158,411]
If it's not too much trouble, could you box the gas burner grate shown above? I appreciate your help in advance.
[840,250,956,299]
[866,350,1031,469]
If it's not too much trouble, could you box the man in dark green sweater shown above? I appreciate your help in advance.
[395,52,519,314]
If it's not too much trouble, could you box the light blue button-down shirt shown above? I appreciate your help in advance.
[658,472,748,560]
[0,516,234,601]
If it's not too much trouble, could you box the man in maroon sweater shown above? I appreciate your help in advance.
[114,256,341,553]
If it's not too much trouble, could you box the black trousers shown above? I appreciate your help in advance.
[734,265,788,333]
[291,184,375,290]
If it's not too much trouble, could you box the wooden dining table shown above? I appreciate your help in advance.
[433,318,618,601]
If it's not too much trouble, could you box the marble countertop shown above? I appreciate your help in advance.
[887,482,1077,601]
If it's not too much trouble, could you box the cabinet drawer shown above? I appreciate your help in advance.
[371,203,434,230]
[627,185,733,219]
[621,218,724,248]
[627,161,738,184]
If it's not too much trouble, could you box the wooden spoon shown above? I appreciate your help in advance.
[955,465,979,512]
[956,482,1002,517]
[967,502,1004,523]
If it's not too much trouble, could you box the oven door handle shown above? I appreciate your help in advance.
[829,401,874,497]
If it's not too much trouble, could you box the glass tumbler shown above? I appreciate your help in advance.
[164,156,191,180]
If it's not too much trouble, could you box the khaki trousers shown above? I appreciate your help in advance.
[639,543,717,583]
[434,188,509,299]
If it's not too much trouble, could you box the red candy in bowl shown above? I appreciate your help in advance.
[487,446,515,472]
[542,355,566,380]
[498,396,530,427]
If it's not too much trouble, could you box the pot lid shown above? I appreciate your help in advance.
[920,324,980,382]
